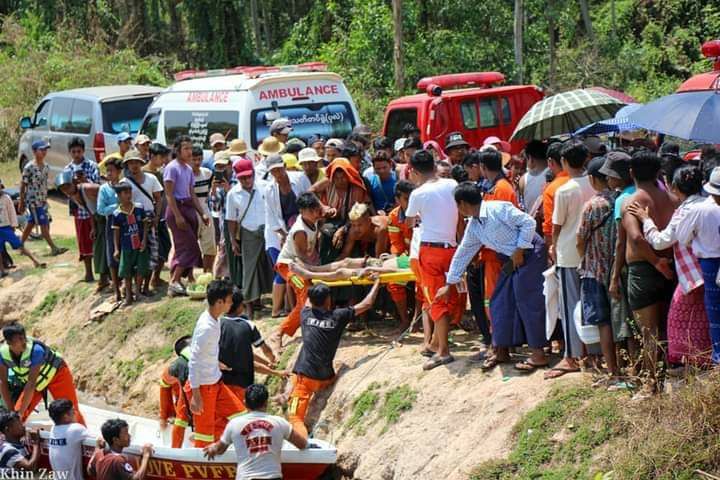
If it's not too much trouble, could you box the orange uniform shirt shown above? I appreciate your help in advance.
[387,206,413,255]
[480,178,519,262]
[542,171,569,237]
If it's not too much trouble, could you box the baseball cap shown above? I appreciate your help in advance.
[134,134,151,145]
[483,136,512,153]
[403,137,422,150]
[704,167,720,196]
[587,156,607,178]
[598,151,631,180]
[122,149,145,164]
[233,158,254,178]
[298,147,321,163]
[393,138,407,152]
[308,134,326,146]
[31,140,50,151]
[583,136,606,155]
[445,131,469,151]
[286,138,307,155]
[325,138,344,150]
[209,133,227,147]
[351,124,373,137]
[341,142,360,158]
[265,154,285,171]
[270,118,292,135]
[116,132,133,142]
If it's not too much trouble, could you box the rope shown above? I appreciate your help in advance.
[310,310,425,439]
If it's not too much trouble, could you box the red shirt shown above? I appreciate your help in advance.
[90,450,138,480]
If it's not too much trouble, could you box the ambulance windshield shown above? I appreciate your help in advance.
[164,110,239,149]
[251,102,355,148]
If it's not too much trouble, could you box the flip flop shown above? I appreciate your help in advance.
[51,247,69,256]
[468,351,488,363]
[423,355,454,371]
[514,360,549,373]
[419,348,436,358]
[543,366,580,380]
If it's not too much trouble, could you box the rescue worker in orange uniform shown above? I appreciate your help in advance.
[386,180,423,331]
[0,323,85,425]
[267,193,324,354]
[477,148,520,323]
[287,279,380,439]
[159,335,192,448]
[187,279,245,447]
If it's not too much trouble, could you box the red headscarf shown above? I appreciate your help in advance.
[326,157,366,191]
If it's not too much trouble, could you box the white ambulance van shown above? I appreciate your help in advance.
[139,62,360,151]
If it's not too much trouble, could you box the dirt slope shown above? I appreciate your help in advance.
[0,245,576,480]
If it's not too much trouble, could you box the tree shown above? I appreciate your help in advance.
[514,0,523,83]
[392,0,404,92]
[578,0,595,43]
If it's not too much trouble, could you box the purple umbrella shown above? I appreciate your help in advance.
[627,90,720,143]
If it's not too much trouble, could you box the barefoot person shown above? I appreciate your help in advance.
[436,182,549,371]
[0,179,45,278]
[287,279,380,439]
[186,279,245,447]
[621,151,677,396]
[203,384,307,478]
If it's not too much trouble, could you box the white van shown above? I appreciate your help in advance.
[139,63,361,151]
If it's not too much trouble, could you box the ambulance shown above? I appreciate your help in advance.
[139,62,360,150]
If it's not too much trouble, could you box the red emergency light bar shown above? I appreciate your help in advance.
[174,62,328,82]
[701,40,720,71]
[416,72,505,92]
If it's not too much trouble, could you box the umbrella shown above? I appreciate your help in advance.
[511,89,626,141]
[574,103,643,135]
[627,90,720,143]
[589,87,638,104]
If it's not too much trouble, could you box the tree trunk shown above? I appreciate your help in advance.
[513,0,524,84]
[548,0,556,90]
[250,0,263,57]
[392,0,405,92]
[579,0,595,43]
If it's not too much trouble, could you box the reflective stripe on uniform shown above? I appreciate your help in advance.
[159,379,171,388]
[288,396,300,415]
[193,432,215,442]
[387,226,400,233]
[227,410,246,420]
[173,418,189,428]
[290,275,304,290]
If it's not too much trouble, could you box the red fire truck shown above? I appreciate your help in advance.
[381,72,543,153]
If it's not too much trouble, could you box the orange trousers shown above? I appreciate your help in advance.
[287,374,335,439]
[185,382,244,447]
[277,263,310,337]
[18,365,85,426]
[170,388,191,448]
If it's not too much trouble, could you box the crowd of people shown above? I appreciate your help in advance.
[0,115,720,476]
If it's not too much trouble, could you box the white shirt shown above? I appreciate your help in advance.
[188,310,222,389]
[225,183,266,231]
[221,411,291,480]
[121,172,163,214]
[674,196,720,258]
[522,167,548,213]
[264,173,305,251]
[49,423,89,480]
[193,167,213,215]
[552,175,595,268]
[277,216,319,264]
[405,178,459,245]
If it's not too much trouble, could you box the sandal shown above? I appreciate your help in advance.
[468,351,488,363]
[543,366,580,380]
[419,348,436,358]
[51,247,68,256]
[422,355,454,371]
[514,360,549,373]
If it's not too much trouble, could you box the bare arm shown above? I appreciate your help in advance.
[16,365,42,416]
[164,180,187,229]
[14,437,38,471]
[0,365,13,412]
[114,228,121,260]
[133,446,153,480]
[337,229,357,260]
[288,427,308,449]
[259,343,276,365]
[576,233,586,260]
[352,277,381,316]
[203,440,230,460]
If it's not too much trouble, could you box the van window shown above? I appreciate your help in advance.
[479,98,499,128]
[251,103,355,148]
[68,100,93,134]
[140,110,160,140]
[101,97,156,135]
[33,100,51,130]
[385,108,417,142]
[164,111,239,149]
[460,101,478,129]
[501,97,511,124]
[50,97,73,132]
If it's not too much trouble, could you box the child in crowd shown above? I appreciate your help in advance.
[0,179,46,277]
[0,411,39,471]
[192,146,216,272]
[48,399,88,480]
[97,157,122,302]
[112,183,151,306]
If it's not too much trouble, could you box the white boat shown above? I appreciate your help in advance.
[27,404,336,479]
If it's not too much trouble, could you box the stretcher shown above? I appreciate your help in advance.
[311,270,416,287]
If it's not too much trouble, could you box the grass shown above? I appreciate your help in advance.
[143,344,175,363]
[346,382,381,433]
[470,386,624,480]
[115,358,145,388]
[0,160,21,189]
[378,384,417,433]
[266,342,298,416]
[27,290,60,326]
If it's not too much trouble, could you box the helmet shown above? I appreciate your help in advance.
[54,169,74,189]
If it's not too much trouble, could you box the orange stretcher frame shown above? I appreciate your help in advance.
[311,270,416,287]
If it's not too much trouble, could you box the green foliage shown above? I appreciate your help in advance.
[378,384,416,432]
[470,386,624,480]
[115,358,145,388]
[28,290,60,324]
[346,382,381,433]
[143,345,175,363]
[0,16,172,164]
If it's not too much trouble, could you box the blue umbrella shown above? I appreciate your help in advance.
[574,103,643,135]
[627,90,720,143]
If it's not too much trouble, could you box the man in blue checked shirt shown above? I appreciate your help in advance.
[65,137,100,283]
[436,182,549,372]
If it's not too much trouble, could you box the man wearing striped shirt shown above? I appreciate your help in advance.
[192,146,217,272]
[436,182,549,371]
